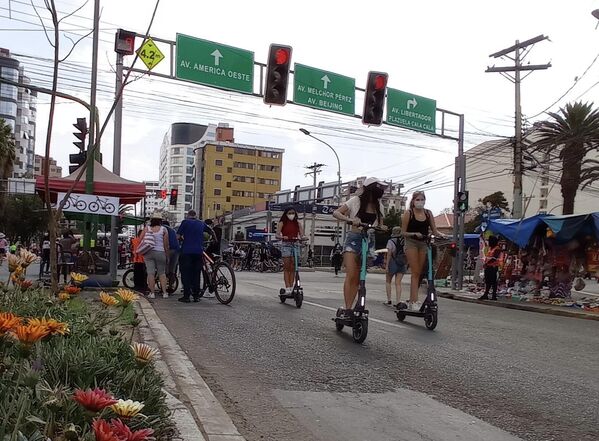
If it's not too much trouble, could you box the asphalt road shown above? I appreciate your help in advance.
[144,270,599,441]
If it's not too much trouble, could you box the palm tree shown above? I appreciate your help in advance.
[529,102,599,214]
[580,158,599,190]
[0,118,16,217]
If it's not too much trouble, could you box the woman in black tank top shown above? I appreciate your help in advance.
[401,191,444,311]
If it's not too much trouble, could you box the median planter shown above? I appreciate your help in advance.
[0,284,176,441]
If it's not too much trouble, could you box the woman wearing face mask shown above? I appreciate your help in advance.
[401,191,444,311]
[333,177,388,314]
[276,207,305,296]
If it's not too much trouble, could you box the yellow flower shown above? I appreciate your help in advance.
[116,289,138,306]
[111,399,144,417]
[7,255,21,272]
[14,324,50,346]
[131,342,158,364]
[58,292,71,302]
[28,318,69,336]
[0,312,22,335]
[99,292,120,307]
[70,272,89,283]
[19,251,36,268]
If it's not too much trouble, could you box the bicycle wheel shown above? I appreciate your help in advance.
[75,200,87,211]
[167,273,179,294]
[88,201,99,212]
[122,269,135,289]
[105,203,115,213]
[212,262,236,304]
[63,199,71,210]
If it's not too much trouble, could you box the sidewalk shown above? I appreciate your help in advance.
[437,288,599,321]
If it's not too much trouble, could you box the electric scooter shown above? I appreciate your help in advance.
[396,235,439,330]
[333,223,376,344]
[279,239,306,308]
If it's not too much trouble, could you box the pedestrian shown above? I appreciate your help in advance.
[384,226,407,307]
[162,219,180,293]
[332,177,388,314]
[38,234,51,279]
[276,207,305,296]
[0,233,7,266]
[58,231,77,284]
[401,191,445,311]
[130,229,148,292]
[177,209,206,303]
[139,213,170,299]
[479,235,503,300]
[330,243,342,276]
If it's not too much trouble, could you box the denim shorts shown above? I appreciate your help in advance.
[281,242,299,258]
[343,232,365,255]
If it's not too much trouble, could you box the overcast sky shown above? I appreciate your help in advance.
[2,0,599,213]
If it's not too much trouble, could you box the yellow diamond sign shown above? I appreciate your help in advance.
[136,38,164,71]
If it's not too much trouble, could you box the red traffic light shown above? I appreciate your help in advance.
[115,29,136,55]
[171,189,178,197]
[160,189,167,199]
[374,75,387,90]
[275,48,290,65]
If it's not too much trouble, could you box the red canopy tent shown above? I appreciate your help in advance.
[35,160,146,204]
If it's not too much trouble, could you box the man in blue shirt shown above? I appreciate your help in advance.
[177,210,205,303]
[162,220,180,293]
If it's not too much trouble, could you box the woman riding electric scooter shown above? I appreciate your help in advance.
[276,207,306,296]
[333,177,388,315]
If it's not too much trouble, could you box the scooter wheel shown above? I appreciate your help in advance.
[396,312,406,322]
[335,321,344,331]
[279,288,286,303]
[424,311,438,330]
[279,295,286,303]
[294,290,303,308]
[352,319,368,343]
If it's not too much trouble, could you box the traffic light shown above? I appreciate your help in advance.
[264,44,292,106]
[160,189,167,199]
[449,242,457,257]
[362,71,388,126]
[114,29,136,55]
[169,188,178,206]
[73,117,87,151]
[457,191,469,213]
[271,221,277,233]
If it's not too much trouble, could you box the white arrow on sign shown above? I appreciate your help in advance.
[407,98,418,109]
[211,49,223,66]
[321,75,331,89]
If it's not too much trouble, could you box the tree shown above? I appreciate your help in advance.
[0,195,48,244]
[480,191,510,211]
[0,118,16,218]
[383,207,401,229]
[464,191,509,233]
[529,102,599,215]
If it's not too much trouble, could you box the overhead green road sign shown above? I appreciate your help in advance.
[293,63,355,116]
[175,33,254,94]
[386,88,436,134]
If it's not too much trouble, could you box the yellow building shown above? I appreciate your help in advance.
[199,141,284,219]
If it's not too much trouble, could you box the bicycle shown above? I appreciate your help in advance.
[63,194,87,211]
[198,252,236,304]
[122,264,179,294]
[88,196,116,214]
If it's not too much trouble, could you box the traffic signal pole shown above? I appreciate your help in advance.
[109,51,124,283]
[456,115,466,290]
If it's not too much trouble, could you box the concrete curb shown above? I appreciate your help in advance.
[437,291,599,322]
[136,298,246,441]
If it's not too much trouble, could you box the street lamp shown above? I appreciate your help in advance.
[300,128,343,244]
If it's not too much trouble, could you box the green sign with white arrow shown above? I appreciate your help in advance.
[293,63,355,116]
[386,88,436,134]
[175,33,254,94]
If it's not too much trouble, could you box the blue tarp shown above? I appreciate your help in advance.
[487,212,599,247]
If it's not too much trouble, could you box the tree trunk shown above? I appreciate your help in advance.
[560,145,584,215]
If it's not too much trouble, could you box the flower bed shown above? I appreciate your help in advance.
[0,284,176,440]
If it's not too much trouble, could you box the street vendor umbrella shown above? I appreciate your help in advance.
[542,214,595,243]
[487,215,546,247]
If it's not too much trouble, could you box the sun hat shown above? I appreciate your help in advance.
[391,226,402,237]
[363,177,387,187]
[150,211,163,219]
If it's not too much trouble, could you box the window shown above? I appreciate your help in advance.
[234,147,255,156]
[233,175,255,183]
[228,153,233,159]
[541,177,549,186]
[233,161,255,170]
[226,196,231,202]
[1,67,18,81]
[0,101,17,115]
[539,199,548,210]
[187,156,195,165]
[186,176,193,183]
[172,147,181,155]
[171,157,183,165]
[170,166,183,175]
[214,189,222,196]
[185,195,193,202]
[215,203,221,211]
[186,185,193,193]
[226,182,231,188]
[232,190,254,197]
[258,150,280,159]
[0,84,17,100]
[215,174,222,181]
[186,166,194,175]
[187,148,194,156]
[540,188,548,198]
[258,178,279,185]
[259,164,279,172]
[216,145,224,152]
[227,167,232,173]
[215,159,223,166]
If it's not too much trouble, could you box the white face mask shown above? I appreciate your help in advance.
[414,201,425,209]
[287,214,296,220]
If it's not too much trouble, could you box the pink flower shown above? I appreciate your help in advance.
[92,419,119,441]
[110,419,154,441]
[73,388,118,413]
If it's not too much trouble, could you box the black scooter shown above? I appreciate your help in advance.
[279,239,305,308]
[396,235,439,330]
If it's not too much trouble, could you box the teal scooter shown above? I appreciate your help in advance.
[333,223,381,344]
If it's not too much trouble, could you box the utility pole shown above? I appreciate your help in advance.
[305,162,324,253]
[486,35,551,219]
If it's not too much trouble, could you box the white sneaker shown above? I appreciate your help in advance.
[147,293,155,299]
[203,292,215,299]
[162,293,169,299]
[410,301,422,312]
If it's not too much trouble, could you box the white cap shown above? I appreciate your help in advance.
[363,177,387,187]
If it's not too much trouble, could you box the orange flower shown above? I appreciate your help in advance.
[73,388,118,413]
[17,279,33,289]
[65,285,81,295]
[14,324,50,345]
[92,419,119,441]
[0,312,21,335]
[110,419,154,441]
[58,292,71,302]
[28,318,69,336]
[100,292,120,307]
[116,289,138,306]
